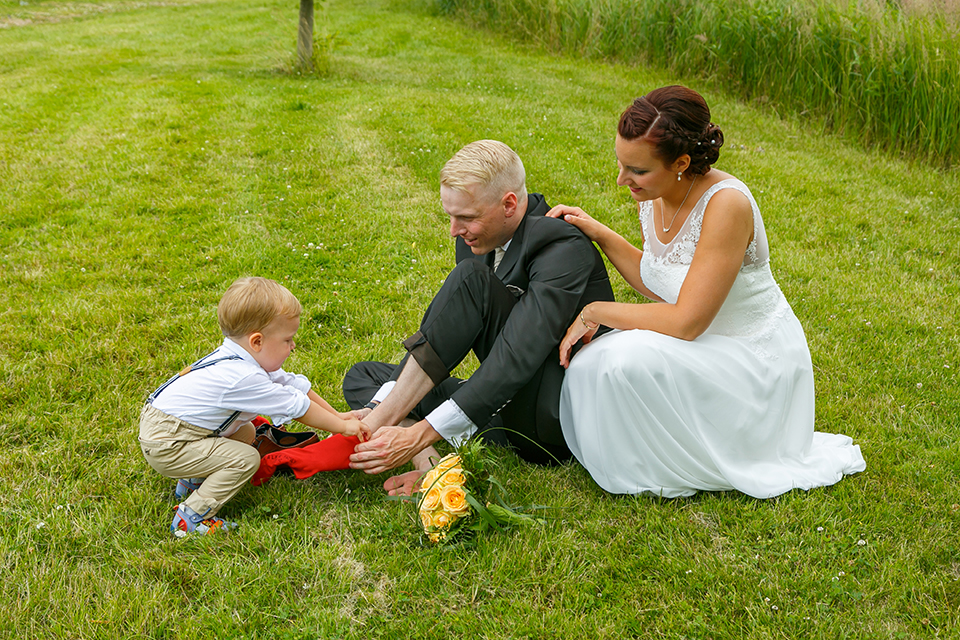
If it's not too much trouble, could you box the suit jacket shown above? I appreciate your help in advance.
[450,193,614,445]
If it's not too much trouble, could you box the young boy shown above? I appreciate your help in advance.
[139,277,370,536]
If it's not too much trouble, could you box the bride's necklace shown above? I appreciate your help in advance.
[661,176,698,234]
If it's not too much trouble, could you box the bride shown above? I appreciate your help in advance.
[548,86,865,498]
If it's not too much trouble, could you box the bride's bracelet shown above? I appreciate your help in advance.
[580,310,599,330]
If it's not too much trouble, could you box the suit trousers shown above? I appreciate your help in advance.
[138,403,260,517]
[343,260,571,465]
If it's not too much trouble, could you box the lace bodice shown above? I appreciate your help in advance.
[639,179,769,268]
[638,179,792,356]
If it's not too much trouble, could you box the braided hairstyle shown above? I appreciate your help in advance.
[618,85,723,176]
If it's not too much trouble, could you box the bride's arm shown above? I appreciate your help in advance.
[546,204,662,301]
[558,190,753,366]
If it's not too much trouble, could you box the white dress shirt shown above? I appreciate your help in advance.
[150,337,313,436]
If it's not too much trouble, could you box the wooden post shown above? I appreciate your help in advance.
[297,0,314,72]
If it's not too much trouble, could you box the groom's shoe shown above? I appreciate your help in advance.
[252,424,319,457]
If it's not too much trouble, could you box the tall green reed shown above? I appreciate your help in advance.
[432,0,960,166]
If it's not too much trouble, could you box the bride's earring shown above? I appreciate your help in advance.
[677,171,683,181]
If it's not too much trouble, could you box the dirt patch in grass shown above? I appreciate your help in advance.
[0,0,208,28]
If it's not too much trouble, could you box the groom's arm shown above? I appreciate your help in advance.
[450,221,595,428]
[350,222,597,473]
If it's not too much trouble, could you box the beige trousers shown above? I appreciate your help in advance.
[139,403,259,517]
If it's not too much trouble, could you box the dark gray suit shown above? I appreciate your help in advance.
[343,193,614,464]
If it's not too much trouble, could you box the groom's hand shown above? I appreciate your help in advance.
[349,419,442,475]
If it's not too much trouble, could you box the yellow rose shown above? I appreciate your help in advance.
[435,454,461,473]
[419,509,433,530]
[432,510,452,529]
[437,467,466,487]
[439,484,470,516]
[420,469,439,491]
[420,487,441,512]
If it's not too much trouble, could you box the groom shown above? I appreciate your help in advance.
[344,140,614,493]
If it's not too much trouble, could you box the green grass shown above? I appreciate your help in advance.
[432,0,960,166]
[1,0,959,637]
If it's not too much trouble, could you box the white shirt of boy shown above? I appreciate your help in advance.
[150,337,312,437]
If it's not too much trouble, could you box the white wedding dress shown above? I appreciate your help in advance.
[560,179,865,498]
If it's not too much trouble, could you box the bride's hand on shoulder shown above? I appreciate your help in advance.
[546,204,608,243]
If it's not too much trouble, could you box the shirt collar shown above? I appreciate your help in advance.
[221,337,260,366]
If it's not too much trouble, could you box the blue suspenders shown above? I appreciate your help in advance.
[149,351,244,438]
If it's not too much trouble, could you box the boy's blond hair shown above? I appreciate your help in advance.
[440,140,527,204]
[217,277,302,338]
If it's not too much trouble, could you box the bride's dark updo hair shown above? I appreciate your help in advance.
[618,85,723,176]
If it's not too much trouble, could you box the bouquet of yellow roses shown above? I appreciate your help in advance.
[415,438,544,544]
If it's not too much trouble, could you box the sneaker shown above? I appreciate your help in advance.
[174,478,205,500]
[170,504,237,537]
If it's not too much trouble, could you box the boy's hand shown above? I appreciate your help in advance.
[339,408,372,421]
[343,418,372,442]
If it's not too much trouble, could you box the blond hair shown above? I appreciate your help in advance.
[217,277,302,338]
[440,140,527,204]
